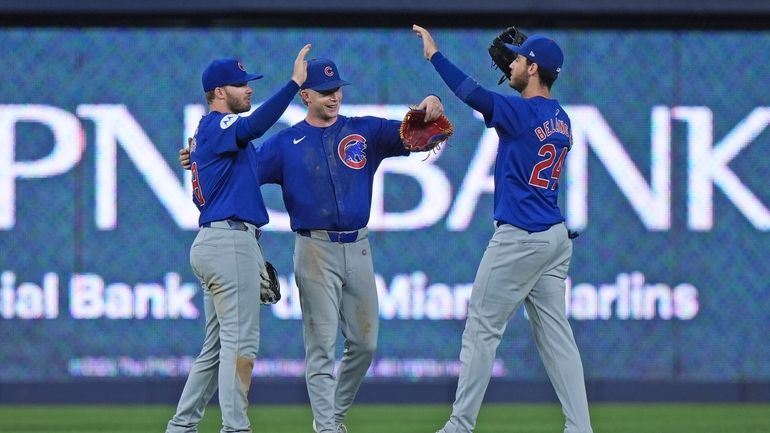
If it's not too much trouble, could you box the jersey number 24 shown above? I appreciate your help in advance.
[529,144,567,191]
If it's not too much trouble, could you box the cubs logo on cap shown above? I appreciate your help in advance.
[301,58,351,91]
[202,58,264,92]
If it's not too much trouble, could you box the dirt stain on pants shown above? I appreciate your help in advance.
[236,356,254,397]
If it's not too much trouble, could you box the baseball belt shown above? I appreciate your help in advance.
[202,219,261,239]
[297,228,367,243]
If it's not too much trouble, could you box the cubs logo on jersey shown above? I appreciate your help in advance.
[337,134,367,169]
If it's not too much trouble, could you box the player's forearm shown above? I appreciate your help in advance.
[237,80,300,143]
[430,52,493,116]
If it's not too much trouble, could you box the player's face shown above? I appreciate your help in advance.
[303,87,343,123]
[508,55,529,93]
[222,82,253,114]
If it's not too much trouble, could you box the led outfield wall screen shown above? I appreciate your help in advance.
[0,28,768,385]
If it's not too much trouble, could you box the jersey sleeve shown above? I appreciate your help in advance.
[235,80,299,146]
[253,135,284,185]
[430,51,494,119]
[485,93,529,137]
[369,117,408,160]
[204,113,242,155]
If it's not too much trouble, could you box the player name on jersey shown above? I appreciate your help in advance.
[534,117,570,142]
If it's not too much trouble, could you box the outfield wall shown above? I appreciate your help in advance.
[0,27,768,403]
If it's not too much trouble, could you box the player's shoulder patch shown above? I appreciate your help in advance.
[220,114,240,130]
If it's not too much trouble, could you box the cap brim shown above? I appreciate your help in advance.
[305,79,351,91]
[244,73,264,82]
[225,73,263,86]
[504,43,525,55]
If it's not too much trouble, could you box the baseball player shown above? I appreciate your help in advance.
[179,57,444,433]
[256,58,443,433]
[412,25,594,433]
[165,45,310,433]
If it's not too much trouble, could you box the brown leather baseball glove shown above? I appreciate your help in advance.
[399,108,454,152]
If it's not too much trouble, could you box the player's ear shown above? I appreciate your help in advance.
[529,62,539,77]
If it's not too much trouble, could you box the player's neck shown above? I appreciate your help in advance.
[209,101,234,114]
[305,113,338,128]
[520,83,551,99]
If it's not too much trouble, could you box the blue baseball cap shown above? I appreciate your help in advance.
[505,35,564,75]
[301,58,350,91]
[202,58,263,92]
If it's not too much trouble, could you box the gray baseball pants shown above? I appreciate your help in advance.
[294,228,379,433]
[440,222,593,433]
[166,220,264,433]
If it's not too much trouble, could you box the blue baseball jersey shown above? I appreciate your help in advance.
[255,115,408,231]
[190,112,269,227]
[486,94,571,232]
[189,80,300,227]
[430,51,570,232]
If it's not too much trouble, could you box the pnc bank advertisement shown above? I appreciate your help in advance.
[0,28,768,384]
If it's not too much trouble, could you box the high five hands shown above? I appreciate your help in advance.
[292,44,312,87]
[412,25,439,61]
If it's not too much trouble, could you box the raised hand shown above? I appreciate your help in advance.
[412,24,438,61]
[292,44,312,86]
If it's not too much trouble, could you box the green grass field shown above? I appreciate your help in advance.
[0,403,768,433]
